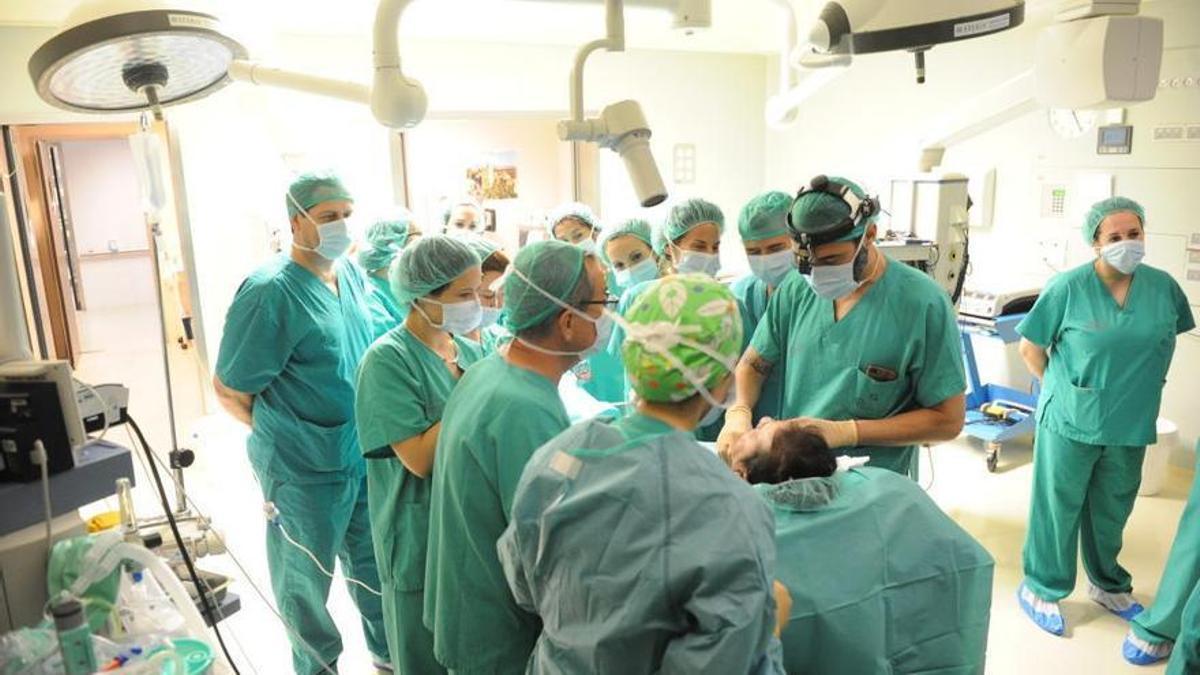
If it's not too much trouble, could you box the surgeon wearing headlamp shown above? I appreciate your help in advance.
[719,175,966,480]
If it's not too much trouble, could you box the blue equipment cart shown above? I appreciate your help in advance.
[959,312,1039,472]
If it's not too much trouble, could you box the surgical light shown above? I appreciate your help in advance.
[28,0,247,116]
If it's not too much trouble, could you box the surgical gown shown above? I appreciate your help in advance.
[424,353,570,673]
[215,255,389,673]
[367,272,408,327]
[355,326,483,675]
[1132,447,1200,649]
[1019,262,1194,601]
[731,274,787,422]
[762,468,994,674]
[1169,581,1200,675]
[750,262,965,478]
[498,413,786,674]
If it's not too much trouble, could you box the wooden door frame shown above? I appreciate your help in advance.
[9,122,146,363]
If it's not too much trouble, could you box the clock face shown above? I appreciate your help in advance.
[1048,108,1099,139]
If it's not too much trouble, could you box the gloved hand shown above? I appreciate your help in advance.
[772,580,793,637]
[716,405,754,463]
[794,417,859,449]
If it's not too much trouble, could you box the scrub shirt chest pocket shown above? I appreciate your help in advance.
[852,345,913,419]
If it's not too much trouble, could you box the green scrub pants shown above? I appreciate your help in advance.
[1167,581,1200,675]
[1132,465,1200,645]
[261,474,390,674]
[1022,426,1146,602]
[383,587,443,674]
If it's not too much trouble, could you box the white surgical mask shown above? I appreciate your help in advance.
[294,219,353,261]
[674,247,721,277]
[415,297,482,334]
[478,305,503,330]
[805,237,867,301]
[748,250,795,288]
[614,258,658,290]
[1100,240,1144,275]
[576,238,598,256]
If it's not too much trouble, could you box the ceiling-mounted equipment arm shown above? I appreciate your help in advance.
[557,0,668,207]
[226,0,426,129]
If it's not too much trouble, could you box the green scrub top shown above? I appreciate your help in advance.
[367,273,408,326]
[760,468,993,674]
[424,353,570,671]
[573,349,626,404]
[215,255,378,483]
[354,326,483,589]
[1018,262,1194,447]
[730,274,790,422]
[750,262,965,477]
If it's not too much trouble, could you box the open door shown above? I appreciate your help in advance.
[35,140,84,364]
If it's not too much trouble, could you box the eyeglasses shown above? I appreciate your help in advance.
[577,295,619,309]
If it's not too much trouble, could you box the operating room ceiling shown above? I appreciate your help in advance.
[0,0,803,55]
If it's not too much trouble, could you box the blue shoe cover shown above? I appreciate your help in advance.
[1122,633,1171,666]
[1017,584,1065,636]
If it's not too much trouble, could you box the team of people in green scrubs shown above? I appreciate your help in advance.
[215,171,1196,673]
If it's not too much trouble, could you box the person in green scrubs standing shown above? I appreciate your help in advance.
[357,211,421,326]
[425,240,612,674]
[601,218,662,297]
[721,175,966,479]
[728,191,795,425]
[354,235,484,675]
[1015,197,1195,636]
[459,236,512,355]
[213,172,390,674]
[1123,441,1200,666]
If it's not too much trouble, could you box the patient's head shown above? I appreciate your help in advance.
[741,424,835,485]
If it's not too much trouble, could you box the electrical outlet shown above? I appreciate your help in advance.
[672,144,696,185]
[1153,125,1185,142]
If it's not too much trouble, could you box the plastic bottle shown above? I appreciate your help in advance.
[51,598,97,675]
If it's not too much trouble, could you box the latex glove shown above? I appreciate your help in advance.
[794,417,859,449]
[716,405,754,463]
[773,580,793,638]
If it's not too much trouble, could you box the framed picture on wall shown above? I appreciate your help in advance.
[484,208,497,232]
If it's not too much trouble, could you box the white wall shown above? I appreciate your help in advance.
[164,36,767,365]
[59,139,147,255]
[764,0,1200,465]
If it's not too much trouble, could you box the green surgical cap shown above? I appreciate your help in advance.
[357,214,413,271]
[599,218,653,265]
[1084,196,1145,243]
[738,191,792,242]
[788,176,874,244]
[389,234,480,306]
[663,198,724,246]
[549,202,599,234]
[286,172,352,218]
[504,240,587,332]
[622,274,743,403]
[462,234,501,263]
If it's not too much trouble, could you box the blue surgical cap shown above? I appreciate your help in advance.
[788,176,875,244]
[504,240,587,333]
[549,202,599,234]
[738,191,792,242]
[662,198,724,246]
[357,213,413,271]
[287,172,352,218]
[599,218,653,265]
[1084,196,1145,243]
[389,235,480,306]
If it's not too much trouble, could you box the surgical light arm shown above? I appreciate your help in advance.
[226,0,427,129]
[557,0,668,207]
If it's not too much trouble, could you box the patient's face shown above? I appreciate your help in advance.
[738,423,834,485]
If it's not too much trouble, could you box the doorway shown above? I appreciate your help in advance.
[2,122,208,462]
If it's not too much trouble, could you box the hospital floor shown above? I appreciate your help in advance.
[73,308,1193,674]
